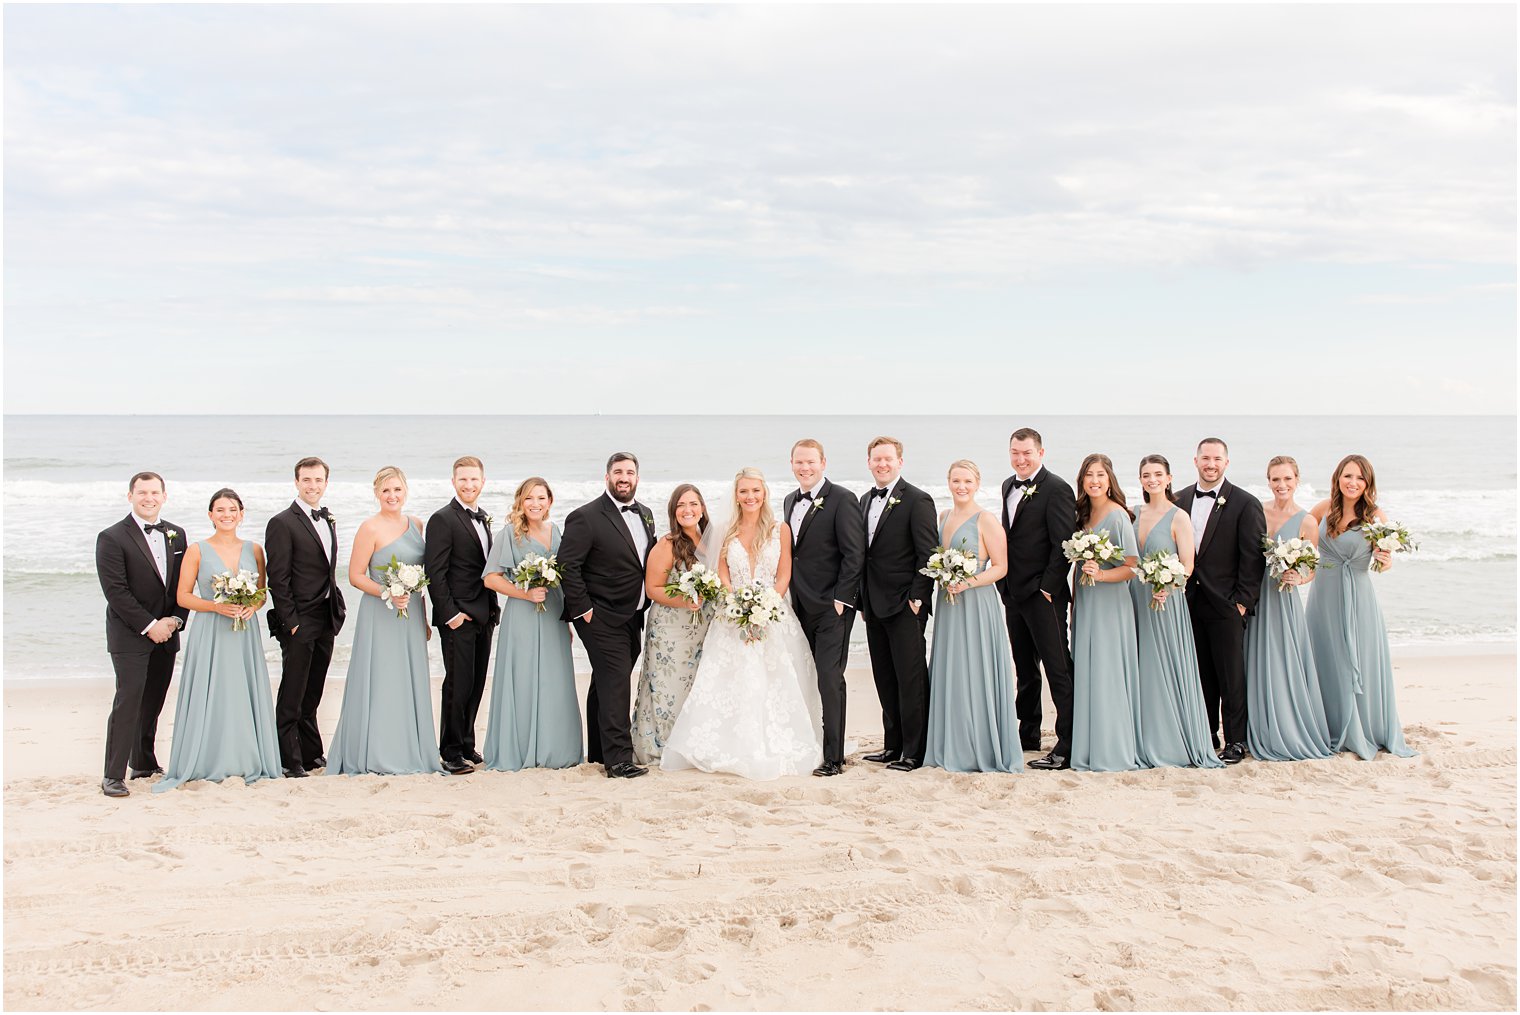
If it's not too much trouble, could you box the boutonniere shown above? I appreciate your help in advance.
[1022,484,1038,501]
[481,513,493,529]
[811,496,826,512]
[641,512,654,526]
[165,530,179,543]
[1216,496,1227,509]
[886,496,901,510]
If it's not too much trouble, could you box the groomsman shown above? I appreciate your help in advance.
[997,428,1077,770]
[559,452,658,779]
[265,456,346,778]
[858,436,938,772]
[95,471,189,797]
[783,439,866,777]
[1175,437,1267,764]
[425,456,500,776]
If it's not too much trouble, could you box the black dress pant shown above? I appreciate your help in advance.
[863,606,929,761]
[104,644,176,779]
[1191,608,1248,748]
[275,618,336,770]
[796,599,855,765]
[438,619,493,761]
[1005,591,1074,756]
[574,611,644,767]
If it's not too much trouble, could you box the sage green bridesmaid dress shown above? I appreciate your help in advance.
[1071,509,1141,773]
[328,523,442,776]
[924,513,1023,773]
[154,540,282,792]
[1129,507,1224,769]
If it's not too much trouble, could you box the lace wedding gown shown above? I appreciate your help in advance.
[661,531,825,779]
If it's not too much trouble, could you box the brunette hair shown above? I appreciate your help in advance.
[293,457,329,480]
[606,452,639,472]
[1075,453,1130,528]
[790,438,826,459]
[207,487,244,511]
[453,455,484,474]
[665,483,709,570]
[867,436,904,457]
[1327,454,1379,535]
[509,477,554,543]
[128,471,165,493]
[1197,437,1229,455]
[1009,427,1043,447]
[1266,455,1300,478]
[1138,454,1176,504]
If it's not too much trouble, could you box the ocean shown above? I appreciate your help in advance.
[4,414,1514,681]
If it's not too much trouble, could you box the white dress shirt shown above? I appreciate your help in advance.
[132,512,170,635]
[297,500,335,563]
[608,491,650,608]
[456,497,490,557]
[1190,482,1221,552]
[1005,470,1039,525]
[790,475,826,544]
[866,479,898,544]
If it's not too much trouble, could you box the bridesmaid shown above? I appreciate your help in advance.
[481,477,581,770]
[1069,453,1141,773]
[155,488,282,791]
[923,461,1022,773]
[328,466,442,776]
[1307,455,1416,760]
[1129,456,1224,770]
[632,484,714,766]
[1245,456,1333,762]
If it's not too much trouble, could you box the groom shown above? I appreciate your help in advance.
[559,451,658,779]
[1175,437,1267,764]
[783,439,865,777]
[95,471,189,797]
[859,436,938,772]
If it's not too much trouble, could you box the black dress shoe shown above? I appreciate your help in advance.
[862,749,901,764]
[441,757,474,775]
[1218,742,1247,765]
[605,762,648,779]
[101,778,129,798]
[282,766,308,778]
[128,767,164,780]
[467,750,484,765]
[885,758,922,772]
[1021,740,1043,752]
[1027,752,1070,770]
[812,760,844,777]
[307,755,326,770]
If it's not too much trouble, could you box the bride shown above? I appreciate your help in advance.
[661,468,825,780]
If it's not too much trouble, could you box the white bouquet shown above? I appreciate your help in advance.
[377,554,429,619]
[1359,519,1417,573]
[721,581,787,644]
[1262,534,1321,591]
[510,552,562,613]
[919,543,980,604]
[1135,550,1188,612]
[1062,529,1125,587]
[211,568,263,632]
[663,562,724,623]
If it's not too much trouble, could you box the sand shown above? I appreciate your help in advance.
[3,652,1515,1011]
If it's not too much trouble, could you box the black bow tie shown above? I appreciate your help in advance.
[620,504,640,514]
[310,507,332,522]
[798,491,815,502]
[1197,489,1219,500]
[143,521,169,535]
[869,487,891,500]
[465,508,486,525]
[1014,481,1033,491]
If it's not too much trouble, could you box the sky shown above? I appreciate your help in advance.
[4,4,1515,414]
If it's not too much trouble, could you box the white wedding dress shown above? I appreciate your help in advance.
[661,531,825,780]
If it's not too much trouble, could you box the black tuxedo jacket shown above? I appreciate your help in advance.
[860,478,938,620]
[265,503,346,636]
[425,500,501,628]
[95,515,190,654]
[783,478,866,613]
[997,466,1076,606]
[558,494,658,625]
[1175,479,1268,620]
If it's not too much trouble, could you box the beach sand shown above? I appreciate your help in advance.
[4,653,1515,1011]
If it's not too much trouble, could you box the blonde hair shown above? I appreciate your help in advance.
[947,459,981,484]
[509,477,553,543]
[721,467,777,560]
[372,465,407,492]
[1266,455,1300,478]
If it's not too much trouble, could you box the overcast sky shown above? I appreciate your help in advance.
[4,4,1514,414]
